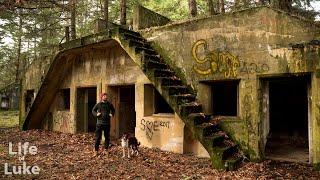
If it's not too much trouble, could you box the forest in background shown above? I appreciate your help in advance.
[0,0,319,90]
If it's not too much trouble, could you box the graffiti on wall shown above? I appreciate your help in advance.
[140,119,170,140]
[192,39,240,78]
[191,39,269,77]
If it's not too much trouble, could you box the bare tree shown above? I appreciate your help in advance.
[15,9,23,82]
[70,0,76,40]
[103,0,108,29]
[219,0,225,13]
[207,0,215,15]
[120,0,126,25]
[271,0,292,11]
[189,0,197,17]
[104,0,108,23]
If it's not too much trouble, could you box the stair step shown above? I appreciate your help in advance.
[129,39,149,48]
[188,113,207,126]
[156,77,182,86]
[122,33,145,42]
[171,94,196,105]
[179,102,202,116]
[222,145,239,160]
[144,53,161,62]
[162,85,189,95]
[136,46,156,55]
[119,28,141,37]
[145,60,168,70]
[197,122,220,137]
[224,157,242,171]
[203,134,225,148]
[153,69,174,77]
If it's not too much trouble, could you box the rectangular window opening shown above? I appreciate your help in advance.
[58,88,70,110]
[144,84,174,116]
[211,80,238,116]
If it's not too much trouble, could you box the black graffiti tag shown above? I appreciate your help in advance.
[140,119,170,140]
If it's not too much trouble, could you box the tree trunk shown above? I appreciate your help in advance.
[120,0,126,25]
[70,0,76,40]
[271,0,292,11]
[15,10,22,82]
[257,0,267,5]
[104,0,108,27]
[207,0,215,15]
[189,0,197,17]
[219,0,225,13]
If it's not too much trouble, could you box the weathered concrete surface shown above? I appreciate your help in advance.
[140,6,320,164]
[133,5,171,30]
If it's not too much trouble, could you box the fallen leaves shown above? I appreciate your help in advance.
[0,127,319,179]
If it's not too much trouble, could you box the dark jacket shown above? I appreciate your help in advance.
[92,101,115,125]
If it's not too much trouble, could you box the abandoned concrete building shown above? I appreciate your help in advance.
[20,6,320,170]
[0,82,19,110]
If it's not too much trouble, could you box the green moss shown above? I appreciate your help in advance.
[313,162,320,170]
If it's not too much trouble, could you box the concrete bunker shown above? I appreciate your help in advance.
[261,75,310,163]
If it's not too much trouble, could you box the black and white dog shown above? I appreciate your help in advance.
[121,134,140,158]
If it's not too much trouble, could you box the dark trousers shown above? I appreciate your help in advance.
[94,124,110,151]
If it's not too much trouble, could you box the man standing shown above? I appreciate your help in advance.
[92,93,115,156]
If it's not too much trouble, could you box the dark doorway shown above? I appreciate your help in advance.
[76,87,97,133]
[265,75,309,163]
[25,90,34,113]
[118,85,136,136]
[108,85,136,138]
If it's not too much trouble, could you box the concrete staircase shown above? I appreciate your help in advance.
[114,28,243,170]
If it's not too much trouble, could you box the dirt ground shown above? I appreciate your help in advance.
[0,127,319,180]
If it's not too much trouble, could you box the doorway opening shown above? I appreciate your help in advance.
[108,85,136,138]
[76,87,97,133]
[263,75,310,163]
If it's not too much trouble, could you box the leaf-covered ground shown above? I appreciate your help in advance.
[0,127,319,180]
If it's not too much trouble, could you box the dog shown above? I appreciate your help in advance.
[121,134,140,158]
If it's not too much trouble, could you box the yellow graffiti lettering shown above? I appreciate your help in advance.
[193,65,212,75]
[192,39,209,64]
[191,39,240,78]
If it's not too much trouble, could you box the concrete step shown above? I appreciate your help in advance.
[136,46,156,55]
[156,77,182,86]
[179,102,202,117]
[203,134,226,148]
[144,53,161,62]
[144,60,168,70]
[170,94,196,105]
[187,113,207,126]
[153,69,174,78]
[119,28,141,37]
[224,157,242,171]
[129,39,150,48]
[161,85,189,96]
[121,33,145,42]
[196,122,220,137]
